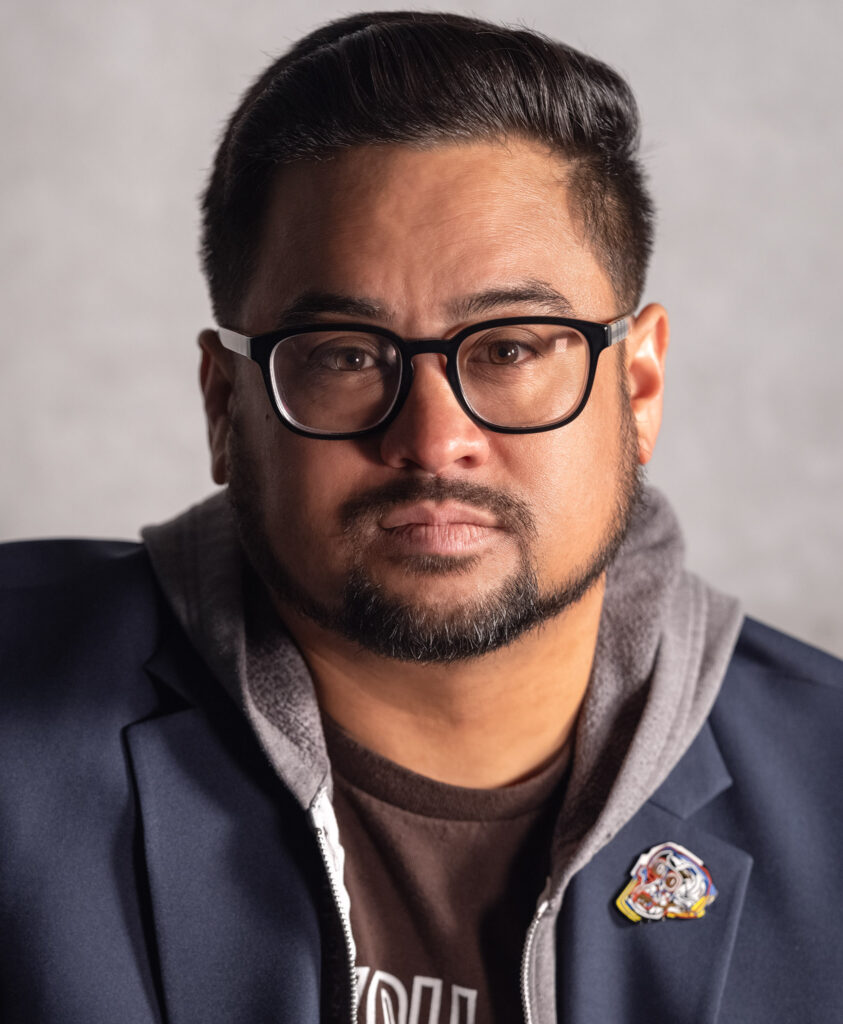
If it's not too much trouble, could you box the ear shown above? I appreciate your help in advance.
[198,329,235,485]
[623,303,670,465]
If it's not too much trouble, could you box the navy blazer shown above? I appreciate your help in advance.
[1,539,842,1023]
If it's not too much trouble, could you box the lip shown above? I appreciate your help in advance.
[378,502,503,557]
[379,501,500,530]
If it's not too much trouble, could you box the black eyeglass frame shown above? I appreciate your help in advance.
[216,315,631,440]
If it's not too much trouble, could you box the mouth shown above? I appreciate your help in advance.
[380,501,500,530]
[378,502,503,556]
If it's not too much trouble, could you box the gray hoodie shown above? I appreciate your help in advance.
[142,485,742,1023]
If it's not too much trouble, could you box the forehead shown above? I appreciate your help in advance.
[243,139,616,330]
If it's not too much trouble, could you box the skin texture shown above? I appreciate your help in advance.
[199,139,669,787]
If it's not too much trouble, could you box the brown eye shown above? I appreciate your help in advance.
[489,342,523,364]
[464,326,550,368]
[333,348,370,370]
[312,344,382,372]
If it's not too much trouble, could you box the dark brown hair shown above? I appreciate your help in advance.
[201,11,654,322]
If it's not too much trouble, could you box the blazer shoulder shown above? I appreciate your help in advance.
[710,616,843,777]
[0,536,143,590]
[729,615,843,692]
[0,537,169,721]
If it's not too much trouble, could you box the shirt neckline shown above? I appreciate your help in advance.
[323,712,571,821]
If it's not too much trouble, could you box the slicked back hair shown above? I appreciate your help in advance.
[201,11,654,323]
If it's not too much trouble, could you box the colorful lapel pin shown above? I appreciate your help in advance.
[615,841,718,922]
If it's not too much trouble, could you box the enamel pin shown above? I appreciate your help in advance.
[615,841,718,922]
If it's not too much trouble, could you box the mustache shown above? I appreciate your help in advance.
[339,476,537,538]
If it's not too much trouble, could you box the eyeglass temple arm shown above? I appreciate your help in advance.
[607,317,631,346]
[217,327,252,358]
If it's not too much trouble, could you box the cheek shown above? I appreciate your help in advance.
[509,361,625,575]
[231,373,356,556]
[248,429,372,581]
[265,440,354,541]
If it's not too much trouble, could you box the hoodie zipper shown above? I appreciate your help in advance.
[310,790,359,1024]
[313,782,551,1024]
[520,897,549,1024]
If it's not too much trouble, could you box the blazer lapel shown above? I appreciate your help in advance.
[125,703,324,1024]
[557,723,753,1024]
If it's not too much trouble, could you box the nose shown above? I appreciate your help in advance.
[378,354,491,473]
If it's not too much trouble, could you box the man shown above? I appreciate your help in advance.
[1,11,841,1024]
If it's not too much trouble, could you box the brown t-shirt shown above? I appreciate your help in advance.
[324,717,569,1024]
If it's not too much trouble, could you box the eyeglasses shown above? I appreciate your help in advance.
[217,315,630,439]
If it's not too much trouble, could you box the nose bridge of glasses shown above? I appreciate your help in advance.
[400,336,460,361]
[407,338,453,368]
[403,345,460,403]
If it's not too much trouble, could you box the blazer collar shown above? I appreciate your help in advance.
[648,718,734,819]
[556,721,753,1024]
[125,703,326,1024]
[136,634,329,1024]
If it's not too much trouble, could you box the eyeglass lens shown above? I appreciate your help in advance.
[269,323,591,433]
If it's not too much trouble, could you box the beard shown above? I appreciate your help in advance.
[227,373,643,664]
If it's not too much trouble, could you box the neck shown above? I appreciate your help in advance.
[276,577,605,788]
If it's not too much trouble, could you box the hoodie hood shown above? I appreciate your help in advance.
[143,490,331,810]
[142,485,742,877]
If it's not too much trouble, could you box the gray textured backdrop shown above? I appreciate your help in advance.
[1,0,841,656]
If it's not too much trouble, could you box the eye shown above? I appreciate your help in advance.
[304,336,390,373]
[467,329,548,366]
[323,346,377,371]
[485,340,532,365]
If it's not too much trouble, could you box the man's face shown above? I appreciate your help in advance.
[206,139,657,661]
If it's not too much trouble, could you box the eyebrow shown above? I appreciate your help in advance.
[272,291,384,329]
[447,280,575,319]
[271,279,575,331]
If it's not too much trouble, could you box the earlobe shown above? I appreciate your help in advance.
[198,329,234,485]
[624,304,670,465]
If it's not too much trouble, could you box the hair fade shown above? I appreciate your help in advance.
[201,11,654,322]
